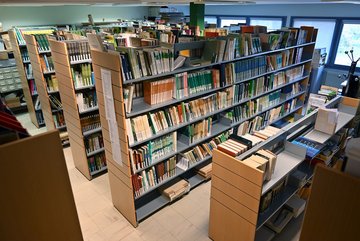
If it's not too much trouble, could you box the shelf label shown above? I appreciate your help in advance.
[101,68,123,166]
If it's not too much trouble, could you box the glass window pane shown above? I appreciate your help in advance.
[250,18,283,31]
[335,23,360,66]
[293,18,336,63]
[205,17,217,25]
[220,18,246,28]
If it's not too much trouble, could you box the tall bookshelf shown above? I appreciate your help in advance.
[8,29,45,127]
[91,27,317,227]
[24,34,68,143]
[49,38,107,180]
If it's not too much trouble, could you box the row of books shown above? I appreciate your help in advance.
[35,34,50,52]
[127,87,233,143]
[119,46,174,81]
[21,49,30,62]
[132,156,177,197]
[261,176,288,213]
[53,111,65,128]
[40,55,54,73]
[85,133,104,154]
[34,96,41,110]
[282,83,302,98]
[71,64,94,88]
[29,79,37,95]
[177,131,230,171]
[201,26,314,63]
[228,89,281,123]
[80,114,101,133]
[144,77,174,105]
[66,41,91,62]
[46,75,58,92]
[88,152,107,174]
[76,91,98,113]
[173,69,220,99]
[129,132,177,174]
[225,56,267,84]
[182,117,213,144]
[267,99,298,124]
[49,95,62,110]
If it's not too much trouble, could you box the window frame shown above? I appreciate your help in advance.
[203,15,287,29]
[290,16,360,72]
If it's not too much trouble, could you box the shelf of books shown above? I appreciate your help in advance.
[208,95,358,241]
[49,38,107,180]
[8,28,49,128]
[24,34,68,144]
[90,25,317,227]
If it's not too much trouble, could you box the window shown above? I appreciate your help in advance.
[335,22,360,66]
[293,18,336,63]
[250,18,283,31]
[220,17,246,28]
[205,16,217,26]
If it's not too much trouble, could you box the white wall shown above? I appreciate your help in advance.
[0,5,148,30]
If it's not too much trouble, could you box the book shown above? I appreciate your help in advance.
[160,179,190,202]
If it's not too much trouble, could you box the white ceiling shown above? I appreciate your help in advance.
[0,0,360,6]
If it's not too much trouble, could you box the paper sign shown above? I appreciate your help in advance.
[100,68,123,166]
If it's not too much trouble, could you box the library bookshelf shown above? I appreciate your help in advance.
[91,28,317,227]
[8,30,45,128]
[209,96,358,241]
[49,38,107,180]
[24,34,68,144]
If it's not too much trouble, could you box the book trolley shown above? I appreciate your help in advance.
[91,26,318,227]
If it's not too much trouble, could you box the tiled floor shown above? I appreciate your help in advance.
[16,112,301,241]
